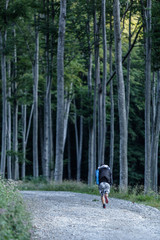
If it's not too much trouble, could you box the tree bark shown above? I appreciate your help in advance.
[113,0,128,192]
[126,4,131,128]
[54,0,66,182]
[67,125,71,180]
[151,70,160,193]
[109,7,114,174]
[63,84,73,150]
[74,99,83,182]
[22,104,27,179]
[7,60,12,179]
[32,16,39,178]
[43,56,51,180]
[144,0,152,193]
[43,0,53,180]
[86,4,94,186]
[101,0,107,164]
[0,31,7,178]
[12,27,19,180]
[88,3,100,185]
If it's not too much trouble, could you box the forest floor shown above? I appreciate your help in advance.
[22,191,160,240]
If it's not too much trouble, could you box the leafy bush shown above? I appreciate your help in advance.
[0,177,31,240]
[18,178,99,195]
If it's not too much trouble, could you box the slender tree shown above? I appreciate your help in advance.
[87,1,94,186]
[12,27,19,180]
[109,3,114,174]
[54,0,67,182]
[32,15,39,178]
[151,70,160,192]
[144,0,152,193]
[74,99,83,182]
[21,104,27,179]
[0,30,7,178]
[113,0,128,192]
[101,0,107,164]
[7,60,12,179]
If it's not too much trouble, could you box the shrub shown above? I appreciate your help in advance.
[0,177,31,240]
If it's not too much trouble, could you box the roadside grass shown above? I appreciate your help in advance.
[0,178,32,240]
[110,185,160,210]
[18,179,160,210]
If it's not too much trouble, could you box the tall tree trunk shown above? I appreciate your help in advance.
[22,104,27,179]
[109,8,114,174]
[74,99,83,182]
[7,60,12,179]
[87,52,94,185]
[88,4,100,185]
[126,4,131,129]
[113,0,128,192]
[12,28,19,180]
[43,78,51,179]
[39,106,45,175]
[63,85,73,150]
[98,76,102,165]
[49,0,55,180]
[151,70,160,193]
[94,2,100,169]
[43,0,53,180]
[67,126,71,180]
[0,31,7,178]
[87,4,94,186]
[33,16,39,178]
[48,95,53,179]
[144,0,152,193]
[54,0,66,182]
[101,0,107,164]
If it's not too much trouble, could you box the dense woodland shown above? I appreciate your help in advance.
[0,0,160,193]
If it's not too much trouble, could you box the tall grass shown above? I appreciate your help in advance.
[0,177,31,240]
[110,185,160,210]
[18,179,160,210]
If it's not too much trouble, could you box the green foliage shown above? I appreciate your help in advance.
[0,0,31,30]
[0,178,31,240]
[18,179,99,195]
[110,185,160,210]
[152,0,160,70]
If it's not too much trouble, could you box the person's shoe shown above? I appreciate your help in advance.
[103,204,106,209]
[105,195,108,204]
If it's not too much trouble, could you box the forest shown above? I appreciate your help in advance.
[0,0,159,193]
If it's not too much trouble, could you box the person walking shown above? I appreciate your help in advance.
[96,164,112,209]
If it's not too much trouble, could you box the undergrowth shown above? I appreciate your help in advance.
[18,178,160,210]
[0,177,31,240]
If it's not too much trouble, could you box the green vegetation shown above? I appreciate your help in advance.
[18,179,160,210]
[0,178,31,240]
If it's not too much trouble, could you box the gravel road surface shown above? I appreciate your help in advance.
[22,191,160,240]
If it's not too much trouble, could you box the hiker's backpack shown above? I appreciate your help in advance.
[96,169,99,185]
[99,166,111,184]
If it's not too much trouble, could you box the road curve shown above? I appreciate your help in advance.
[22,191,160,240]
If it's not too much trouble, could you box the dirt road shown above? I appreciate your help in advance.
[22,191,160,240]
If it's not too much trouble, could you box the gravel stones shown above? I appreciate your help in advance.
[22,191,160,240]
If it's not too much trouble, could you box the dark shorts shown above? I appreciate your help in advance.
[98,182,110,196]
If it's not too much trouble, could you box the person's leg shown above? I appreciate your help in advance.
[104,183,110,204]
[101,195,105,204]
[101,195,106,208]
[105,192,108,204]
[99,183,106,208]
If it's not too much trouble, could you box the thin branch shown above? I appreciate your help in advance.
[25,104,34,147]
[121,1,133,33]
[106,25,143,86]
